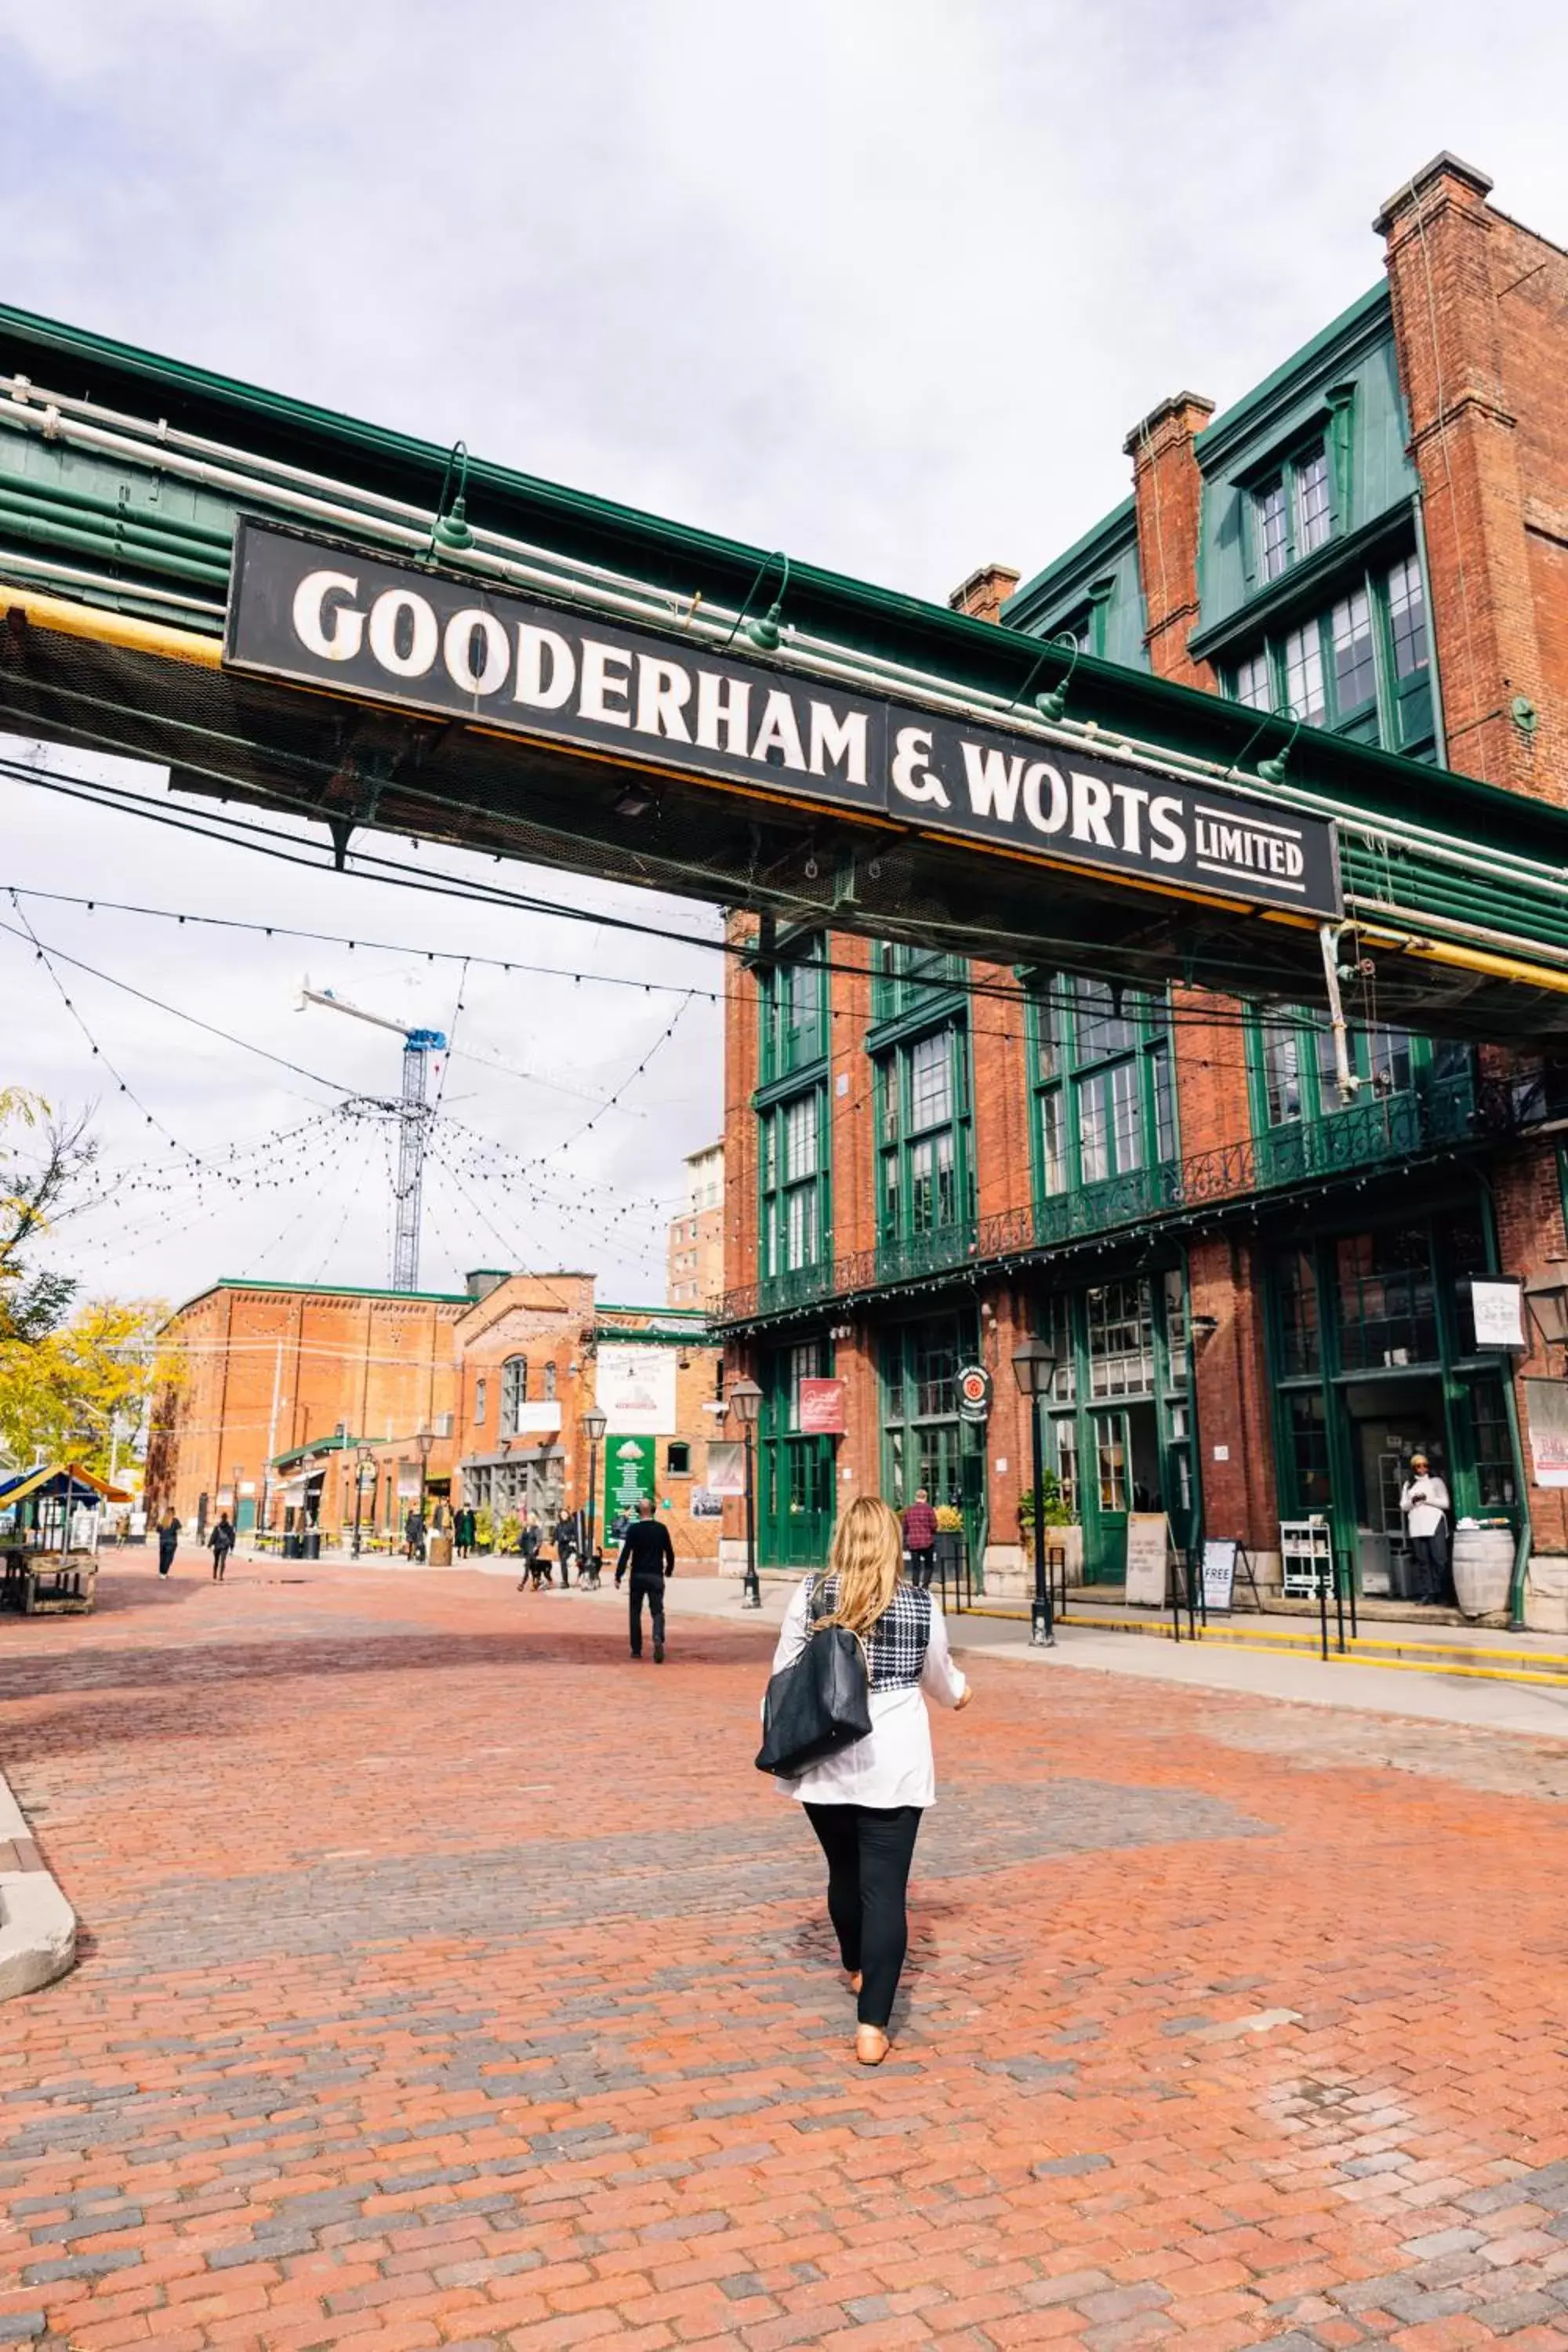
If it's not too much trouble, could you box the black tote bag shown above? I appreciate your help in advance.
[755,1580,873,1778]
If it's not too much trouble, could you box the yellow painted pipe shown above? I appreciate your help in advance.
[0,582,223,669]
[1356,920,1568,1000]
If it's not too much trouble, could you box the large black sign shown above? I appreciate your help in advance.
[225,520,1342,919]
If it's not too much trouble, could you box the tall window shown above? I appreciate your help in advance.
[1252,438,1333,580]
[500,1356,528,1436]
[872,943,967,1024]
[759,935,826,1082]
[1254,1006,1424,1126]
[474,1377,487,1428]
[877,1022,972,1248]
[1031,978,1176,1198]
[1225,549,1434,756]
[759,1084,829,1279]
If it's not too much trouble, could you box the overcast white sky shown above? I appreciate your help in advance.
[3,0,1566,1310]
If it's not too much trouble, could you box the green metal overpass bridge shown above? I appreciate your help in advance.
[3,297,1568,1052]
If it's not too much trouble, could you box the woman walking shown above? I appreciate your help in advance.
[155,1508,180,1577]
[768,1494,971,2066]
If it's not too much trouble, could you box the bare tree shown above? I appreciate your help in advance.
[0,1092,97,1345]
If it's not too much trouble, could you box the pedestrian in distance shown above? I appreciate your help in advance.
[404,1507,426,1563]
[901,1486,938,1592]
[616,1497,674,1661]
[209,1511,236,1581]
[1401,1450,1452,1605]
[769,1494,971,2067]
[156,1508,180,1577]
[454,1505,476,1560]
[517,1513,543,1592]
[554,1508,578,1589]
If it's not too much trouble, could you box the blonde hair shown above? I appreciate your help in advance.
[815,1495,902,1640]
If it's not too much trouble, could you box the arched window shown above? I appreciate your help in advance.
[501,1356,528,1436]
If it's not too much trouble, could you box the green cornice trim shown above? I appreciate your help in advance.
[1195,283,1393,472]
[1003,496,1138,630]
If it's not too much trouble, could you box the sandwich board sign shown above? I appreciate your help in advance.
[1124,1513,1172,1607]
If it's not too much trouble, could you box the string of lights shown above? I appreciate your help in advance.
[0,880,720,1001]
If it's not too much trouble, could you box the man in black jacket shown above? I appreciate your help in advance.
[615,1498,675,1661]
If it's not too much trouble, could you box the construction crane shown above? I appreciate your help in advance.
[301,984,448,1292]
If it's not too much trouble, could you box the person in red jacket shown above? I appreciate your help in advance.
[901,1488,938,1591]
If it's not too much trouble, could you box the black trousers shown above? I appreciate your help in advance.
[628,1573,666,1654]
[804,1802,923,2029]
[907,1548,935,1591]
[1413,1525,1450,1603]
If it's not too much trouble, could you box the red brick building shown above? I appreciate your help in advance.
[717,154,1568,1617]
[150,1272,723,1559]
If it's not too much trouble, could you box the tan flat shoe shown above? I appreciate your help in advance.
[855,2025,890,2066]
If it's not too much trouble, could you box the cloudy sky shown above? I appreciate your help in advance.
[3,0,1566,1311]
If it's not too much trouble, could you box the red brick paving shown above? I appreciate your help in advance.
[2,1554,1568,2350]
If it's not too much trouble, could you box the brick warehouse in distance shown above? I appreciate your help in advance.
[147,1270,723,1558]
[716,153,1568,1619]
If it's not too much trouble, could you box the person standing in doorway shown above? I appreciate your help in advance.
[616,1498,675,1661]
[1401,1451,1452,1605]
[209,1511,236,1581]
[901,1487,938,1591]
[768,1494,972,2066]
[156,1508,180,1577]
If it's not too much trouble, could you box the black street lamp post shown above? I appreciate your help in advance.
[1011,1338,1060,1649]
[728,1377,763,1610]
[581,1406,607,1571]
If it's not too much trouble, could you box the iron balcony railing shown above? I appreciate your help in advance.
[717,1065,1519,1328]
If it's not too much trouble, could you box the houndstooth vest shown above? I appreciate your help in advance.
[811,1575,931,1690]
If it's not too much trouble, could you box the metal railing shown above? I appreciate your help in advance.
[716,1068,1514,1330]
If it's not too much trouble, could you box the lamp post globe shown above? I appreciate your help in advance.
[728,1378,764,1610]
[1011,1340,1059,1648]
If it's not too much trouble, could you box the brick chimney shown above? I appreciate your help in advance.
[1123,391,1214,685]
[948,563,1021,626]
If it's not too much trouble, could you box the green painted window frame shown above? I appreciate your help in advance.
[757,1081,832,1281]
[877,1310,982,1522]
[874,1017,975,1250]
[1223,546,1434,757]
[870,943,967,1026]
[1243,1007,1467,1134]
[1026,977,1177,1206]
[758,933,829,1085]
[1032,1265,1195,1558]
[1247,432,1336,583]
[1261,1203,1522,1553]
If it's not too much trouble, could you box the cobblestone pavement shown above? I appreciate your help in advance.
[2,1557,1568,2351]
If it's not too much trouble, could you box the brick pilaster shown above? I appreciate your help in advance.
[1377,152,1556,796]
[1123,391,1214,684]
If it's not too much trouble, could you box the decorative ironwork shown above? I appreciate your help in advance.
[713,1065,1521,1332]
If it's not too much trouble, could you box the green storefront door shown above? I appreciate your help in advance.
[757,1339,836,1568]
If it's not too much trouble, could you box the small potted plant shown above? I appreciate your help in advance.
[933,1503,965,1586]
